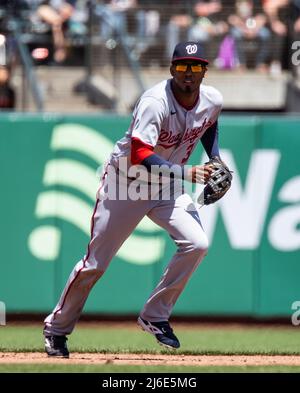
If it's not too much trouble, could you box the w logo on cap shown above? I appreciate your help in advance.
[186,44,197,54]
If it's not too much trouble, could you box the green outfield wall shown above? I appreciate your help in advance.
[0,113,299,318]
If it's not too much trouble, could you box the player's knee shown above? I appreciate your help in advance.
[191,234,209,256]
[85,256,108,274]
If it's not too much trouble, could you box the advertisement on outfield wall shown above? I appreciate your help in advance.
[0,114,299,317]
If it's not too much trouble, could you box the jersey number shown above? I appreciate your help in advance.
[181,143,195,164]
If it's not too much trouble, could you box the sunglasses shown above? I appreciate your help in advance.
[175,64,207,73]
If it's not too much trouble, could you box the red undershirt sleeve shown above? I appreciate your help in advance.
[131,137,184,179]
[131,137,155,165]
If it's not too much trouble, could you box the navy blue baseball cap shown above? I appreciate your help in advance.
[172,41,209,65]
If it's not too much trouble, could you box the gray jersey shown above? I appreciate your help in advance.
[110,79,222,170]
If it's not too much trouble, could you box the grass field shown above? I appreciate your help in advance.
[2,364,300,373]
[1,322,300,373]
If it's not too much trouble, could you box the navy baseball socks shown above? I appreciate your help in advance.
[44,335,69,358]
[137,317,180,349]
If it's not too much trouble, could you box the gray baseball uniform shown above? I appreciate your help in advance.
[44,79,222,336]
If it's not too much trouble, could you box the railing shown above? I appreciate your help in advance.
[13,19,44,111]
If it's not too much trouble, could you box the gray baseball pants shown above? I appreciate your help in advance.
[44,168,209,336]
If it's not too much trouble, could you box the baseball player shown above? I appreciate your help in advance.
[44,41,224,357]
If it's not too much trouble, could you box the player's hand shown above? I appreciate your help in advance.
[185,164,214,184]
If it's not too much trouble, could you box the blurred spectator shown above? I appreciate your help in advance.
[189,1,228,48]
[262,0,289,76]
[67,0,88,36]
[125,6,161,61]
[228,0,271,72]
[0,3,20,70]
[33,0,76,63]
[95,0,137,43]
[135,7,160,52]
[0,65,15,110]
[166,1,228,63]
[95,0,160,60]
[165,1,193,59]
[214,34,239,69]
[292,0,300,34]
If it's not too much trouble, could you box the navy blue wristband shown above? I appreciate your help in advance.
[141,154,184,179]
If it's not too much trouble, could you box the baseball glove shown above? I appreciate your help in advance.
[197,156,233,206]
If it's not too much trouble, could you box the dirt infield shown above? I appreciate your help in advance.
[1,352,300,366]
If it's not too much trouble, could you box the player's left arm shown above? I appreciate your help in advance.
[200,121,220,159]
[200,121,229,168]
